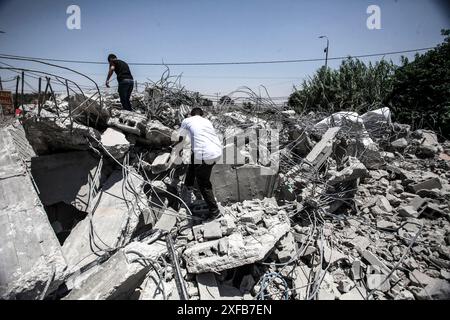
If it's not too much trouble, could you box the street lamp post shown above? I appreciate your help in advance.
[319,35,329,68]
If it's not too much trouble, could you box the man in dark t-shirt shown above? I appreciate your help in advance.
[106,54,134,111]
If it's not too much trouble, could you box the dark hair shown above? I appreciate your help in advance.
[107,54,117,62]
[190,107,204,116]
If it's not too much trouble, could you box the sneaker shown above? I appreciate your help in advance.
[204,209,221,222]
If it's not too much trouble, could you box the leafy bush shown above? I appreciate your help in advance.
[288,59,396,114]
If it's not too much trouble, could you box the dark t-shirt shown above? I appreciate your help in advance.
[112,59,133,82]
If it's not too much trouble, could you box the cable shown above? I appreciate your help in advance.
[0,47,435,66]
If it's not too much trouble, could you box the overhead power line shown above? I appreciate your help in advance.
[0,47,435,66]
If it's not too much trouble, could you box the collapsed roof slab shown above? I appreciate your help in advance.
[64,240,167,300]
[0,124,67,300]
[30,151,109,213]
[62,169,146,276]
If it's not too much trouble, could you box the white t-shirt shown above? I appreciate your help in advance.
[180,115,222,161]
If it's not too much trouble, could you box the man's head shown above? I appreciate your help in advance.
[190,107,204,117]
[107,54,117,63]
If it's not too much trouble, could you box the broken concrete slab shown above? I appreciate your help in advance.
[0,124,67,300]
[151,152,171,174]
[64,240,167,300]
[415,279,450,300]
[203,221,223,240]
[409,270,435,286]
[144,120,173,146]
[410,177,442,193]
[30,151,107,212]
[23,109,101,155]
[107,110,147,136]
[362,250,399,282]
[62,169,146,274]
[183,212,290,273]
[153,208,178,232]
[100,128,130,160]
[305,127,340,170]
[327,157,368,185]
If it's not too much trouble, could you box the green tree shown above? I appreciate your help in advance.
[288,58,396,114]
[386,29,450,137]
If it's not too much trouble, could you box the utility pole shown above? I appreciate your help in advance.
[319,35,329,68]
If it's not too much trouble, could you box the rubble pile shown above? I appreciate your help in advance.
[1,81,450,300]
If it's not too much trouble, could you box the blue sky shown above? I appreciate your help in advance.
[0,0,449,99]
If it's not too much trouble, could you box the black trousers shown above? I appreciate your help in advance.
[118,79,134,111]
[185,154,219,215]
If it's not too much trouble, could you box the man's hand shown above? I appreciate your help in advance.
[105,81,110,88]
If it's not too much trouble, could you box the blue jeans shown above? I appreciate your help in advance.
[118,79,134,111]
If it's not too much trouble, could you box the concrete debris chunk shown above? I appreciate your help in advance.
[183,212,290,273]
[100,128,130,160]
[0,125,67,300]
[62,169,146,275]
[327,157,368,185]
[64,241,167,300]
[305,127,341,170]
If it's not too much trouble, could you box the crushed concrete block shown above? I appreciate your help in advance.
[203,221,223,240]
[391,138,408,150]
[100,128,130,160]
[151,152,171,174]
[376,196,393,213]
[367,274,390,292]
[239,210,263,224]
[0,125,67,300]
[415,279,450,300]
[362,250,399,282]
[275,232,296,263]
[154,208,178,232]
[376,220,397,229]
[410,178,442,193]
[397,206,420,218]
[62,169,145,274]
[30,151,108,212]
[350,236,371,252]
[305,127,340,170]
[327,157,368,185]
[421,202,446,219]
[144,120,173,146]
[107,110,146,136]
[64,241,167,300]
[23,109,101,154]
[409,270,435,286]
[196,273,221,300]
[183,213,290,273]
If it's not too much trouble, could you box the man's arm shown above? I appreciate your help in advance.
[105,64,115,88]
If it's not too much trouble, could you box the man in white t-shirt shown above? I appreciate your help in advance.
[178,107,222,219]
